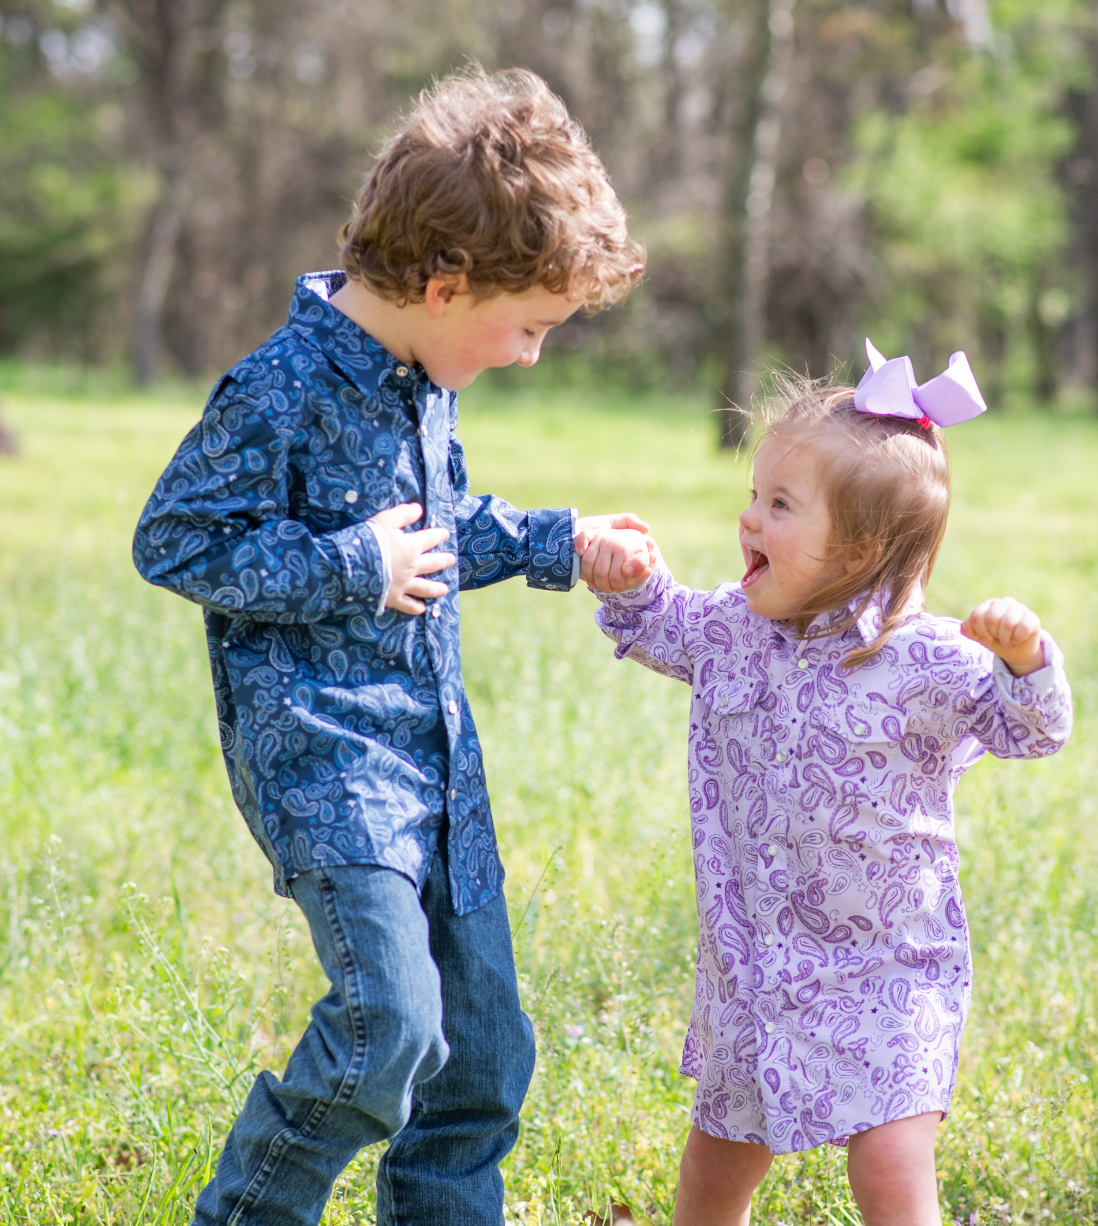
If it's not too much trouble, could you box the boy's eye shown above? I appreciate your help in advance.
[523,328,536,338]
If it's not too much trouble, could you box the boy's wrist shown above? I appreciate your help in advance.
[526,507,579,592]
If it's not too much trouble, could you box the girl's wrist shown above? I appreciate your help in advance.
[1002,640,1045,677]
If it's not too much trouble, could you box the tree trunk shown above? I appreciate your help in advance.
[0,395,17,456]
[135,162,187,386]
[717,0,796,448]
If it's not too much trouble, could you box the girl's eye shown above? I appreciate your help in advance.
[772,498,788,510]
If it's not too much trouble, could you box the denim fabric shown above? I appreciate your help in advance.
[133,271,577,914]
[193,854,535,1226]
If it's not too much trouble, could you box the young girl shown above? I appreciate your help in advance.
[576,350,1073,1226]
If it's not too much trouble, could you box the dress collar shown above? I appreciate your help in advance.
[286,270,434,402]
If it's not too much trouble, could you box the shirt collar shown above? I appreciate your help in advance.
[286,270,432,402]
[760,585,924,646]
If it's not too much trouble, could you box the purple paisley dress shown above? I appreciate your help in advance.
[595,561,1072,1153]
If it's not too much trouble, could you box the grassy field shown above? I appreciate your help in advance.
[0,371,1095,1224]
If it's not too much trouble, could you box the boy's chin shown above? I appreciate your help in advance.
[425,366,478,391]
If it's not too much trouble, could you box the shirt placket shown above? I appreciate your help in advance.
[406,376,462,811]
[755,659,799,1049]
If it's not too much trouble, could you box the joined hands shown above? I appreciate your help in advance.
[575,514,657,593]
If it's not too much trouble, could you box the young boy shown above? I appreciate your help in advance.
[134,67,648,1226]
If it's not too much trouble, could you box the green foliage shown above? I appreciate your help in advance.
[850,17,1079,403]
[0,8,143,358]
[0,379,1096,1222]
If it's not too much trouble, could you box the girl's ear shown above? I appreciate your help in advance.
[843,538,882,576]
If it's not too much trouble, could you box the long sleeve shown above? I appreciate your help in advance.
[938,631,1073,760]
[448,402,577,593]
[593,556,699,685]
[133,384,388,623]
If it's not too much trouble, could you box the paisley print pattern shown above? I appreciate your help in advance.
[134,271,577,915]
[595,559,1072,1152]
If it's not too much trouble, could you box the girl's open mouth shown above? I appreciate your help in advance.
[742,547,770,587]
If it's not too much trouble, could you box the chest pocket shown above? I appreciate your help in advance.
[302,461,400,524]
[698,674,764,720]
[811,699,909,770]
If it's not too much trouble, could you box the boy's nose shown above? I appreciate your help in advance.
[517,344,540,367]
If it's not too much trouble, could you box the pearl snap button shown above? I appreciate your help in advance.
[449,788,457,801]
[395,365,409,377]
[797,657,809,669]
[448,700,458,714]
[854,722,869,736]
[421,423,428,436]
[431,606,441,618]
[775,751,787,764]
[767,843,779,856]
[764,1022,775,1034]
[764,934,775,946]
[344,489,358,504]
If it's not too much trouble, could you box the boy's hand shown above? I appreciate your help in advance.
[575,512,650,542]
[371,503,455,615]
[961,597,1045,676]
[577,528,658,592]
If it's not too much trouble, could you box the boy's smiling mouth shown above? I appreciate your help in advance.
[742,546,770,587]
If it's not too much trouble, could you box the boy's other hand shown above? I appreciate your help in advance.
[371,503,455,615]
[961,597,1045,676]
[577,528,658,593]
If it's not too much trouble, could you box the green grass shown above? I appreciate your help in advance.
[0,376,1096,1224]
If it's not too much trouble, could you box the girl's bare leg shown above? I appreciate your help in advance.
[846,1112,942,1226]
[673,1126,773,1226]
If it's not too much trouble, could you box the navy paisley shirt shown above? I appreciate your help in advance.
[134,271,578,914]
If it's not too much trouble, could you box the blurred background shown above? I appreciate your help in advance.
[1,0,1095,420]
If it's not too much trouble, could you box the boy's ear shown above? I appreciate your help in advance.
[424,274,469,316]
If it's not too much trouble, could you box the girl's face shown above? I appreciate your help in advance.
[738,439,844,621]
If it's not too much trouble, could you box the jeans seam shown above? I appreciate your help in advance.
[226,869,372,1223]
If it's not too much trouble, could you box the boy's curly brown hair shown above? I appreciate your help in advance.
[338,65,645,312]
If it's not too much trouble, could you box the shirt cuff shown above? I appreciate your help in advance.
[364,519,393,617]
[992,631,1064,703]
[526,507,578,592]
[326,521,388,613]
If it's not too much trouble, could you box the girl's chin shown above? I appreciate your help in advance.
[742,584,797,622]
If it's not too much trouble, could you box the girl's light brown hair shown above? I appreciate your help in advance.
[339,66,645,311]
[753,376,951,669]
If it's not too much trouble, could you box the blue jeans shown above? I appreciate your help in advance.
[192,851,536,1226]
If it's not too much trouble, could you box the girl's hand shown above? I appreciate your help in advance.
[577,529,657,592]
[961,597,1045,676]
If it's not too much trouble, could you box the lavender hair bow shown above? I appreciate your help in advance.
[854,338,987,428]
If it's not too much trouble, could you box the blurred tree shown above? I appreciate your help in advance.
[1,0,1094,415]
[0,0,139,359]
[106,0,230,384]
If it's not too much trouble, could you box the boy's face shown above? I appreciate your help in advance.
[418,282,581,390]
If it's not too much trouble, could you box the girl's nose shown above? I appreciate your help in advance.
[739,505,758,533]
[517,342,541,368]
